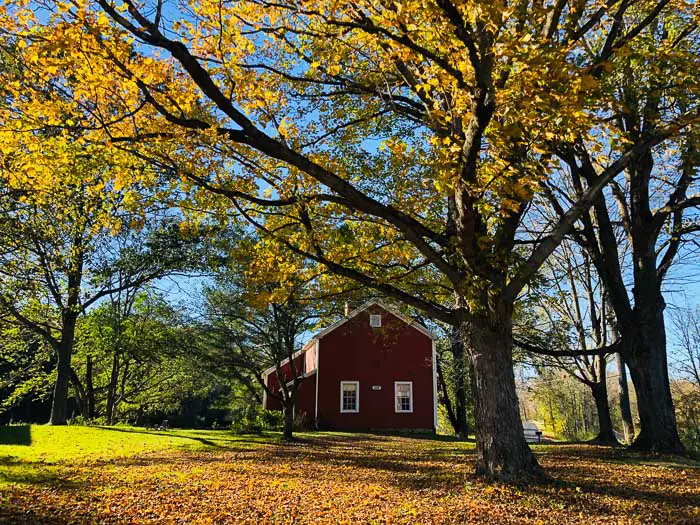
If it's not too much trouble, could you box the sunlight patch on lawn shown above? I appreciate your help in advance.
[0,425,274,488]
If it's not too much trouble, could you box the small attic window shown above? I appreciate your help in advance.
[370,314,382,328]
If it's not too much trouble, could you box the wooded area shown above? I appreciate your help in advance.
[0,0,698,505]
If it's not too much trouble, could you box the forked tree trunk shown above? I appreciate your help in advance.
[50,347,71,425]
[461,307,543,480]
[436,356,460,435]
[436,335,470,438]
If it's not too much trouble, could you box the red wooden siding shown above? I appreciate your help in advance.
[316,304,434,431]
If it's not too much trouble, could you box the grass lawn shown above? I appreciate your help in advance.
[1,425,698,524]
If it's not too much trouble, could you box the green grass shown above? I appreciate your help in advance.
[0,424,277,488]
[0,425,273,464]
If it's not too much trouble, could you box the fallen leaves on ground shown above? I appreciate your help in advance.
[1,434,698,524]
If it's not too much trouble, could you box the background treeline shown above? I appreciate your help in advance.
[3,282,698,454]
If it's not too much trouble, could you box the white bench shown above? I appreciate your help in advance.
[523,422,543,443]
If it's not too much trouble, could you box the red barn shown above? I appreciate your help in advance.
[264,301,437,432]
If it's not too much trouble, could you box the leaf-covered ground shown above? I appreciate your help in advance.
[1,426,698,524]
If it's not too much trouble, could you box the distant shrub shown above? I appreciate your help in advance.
[231,408,282,434]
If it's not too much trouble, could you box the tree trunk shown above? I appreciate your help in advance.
[589,355,617,444]
[626,345,684,453]
[282,402,294,441]
[105,352,120,425]
[436,334,471,438]
[624,298,684,453]
[590,381,617,444]
[49,313,78,425]
[615,353,634,444]
[436,354,459,434]
[69,367,88,419]
[461,308,543,480]
[49,348,71,425]
[86,355,95,419]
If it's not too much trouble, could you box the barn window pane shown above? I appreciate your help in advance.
[370,314,381,328]
[395,382,413,413]
[341,381,359,412]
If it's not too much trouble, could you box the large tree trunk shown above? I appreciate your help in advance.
[462,307,543,480]
[615,353,634,444]
[49,315,78,425]
[624,298,682,452]
[626,333,683,453]
[623,148,683,453]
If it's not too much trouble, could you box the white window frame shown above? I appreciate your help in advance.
[394,381,413,413]
[370,314,382,328]
[340,381,360,413]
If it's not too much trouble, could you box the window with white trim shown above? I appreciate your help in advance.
[370,314,381,328]
[395,382,413,413]
[340,381,359,413]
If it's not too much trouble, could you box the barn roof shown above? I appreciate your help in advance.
[263,300,435,379]
[310,300,435,341]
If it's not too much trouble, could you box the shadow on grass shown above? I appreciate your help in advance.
[371,431,476,443]
[524,462,700,520]
[93,426,272,451]
[250,434,699,513]
[0,457,81,488]
[538,442,700,468]
[0,426,31,446]
[0,508,71,525]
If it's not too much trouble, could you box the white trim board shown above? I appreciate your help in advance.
[314,339,320,423]
[432,340,438,431]
[262,348,305,379]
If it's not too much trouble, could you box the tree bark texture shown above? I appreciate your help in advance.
[590,380,617,444]
[461,306,543,480]
[615,353,635,444]
[49,314,78,425]
[626,318,683,452]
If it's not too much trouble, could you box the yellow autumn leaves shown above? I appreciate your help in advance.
[0,0,696,304]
